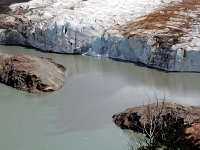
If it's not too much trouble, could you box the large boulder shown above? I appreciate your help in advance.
[0,53,65,93]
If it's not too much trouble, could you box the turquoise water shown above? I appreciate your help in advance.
[0,73,130,150]
[0,45,200,150]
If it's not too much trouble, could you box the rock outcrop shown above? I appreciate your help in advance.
[112,102,200,143]
[0,0,200,71]
[0,53,65,93]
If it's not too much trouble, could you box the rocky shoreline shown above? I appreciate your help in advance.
[0,53,65,93]
[113,102,200,145]
[0,0,199,72]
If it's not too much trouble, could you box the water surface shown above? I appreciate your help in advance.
[0,45,199,150]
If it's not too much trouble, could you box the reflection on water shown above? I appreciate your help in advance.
[122,130,148,150]
[0,45,199,149]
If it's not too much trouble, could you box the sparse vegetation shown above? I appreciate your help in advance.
[134,107,200,150]
[183,0,200,4]
[120,0,200,36]
[113,97,200,150]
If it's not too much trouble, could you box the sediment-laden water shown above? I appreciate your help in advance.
[0,45,199,150]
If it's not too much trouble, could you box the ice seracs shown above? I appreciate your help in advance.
[0,0,199,72]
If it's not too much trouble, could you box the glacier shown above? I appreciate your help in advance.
[0,0,200,71]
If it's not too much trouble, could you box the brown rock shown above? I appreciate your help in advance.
[0,0,31,14]
[113,102,200,142]
[0,53,65,93]
[186,119,200,141]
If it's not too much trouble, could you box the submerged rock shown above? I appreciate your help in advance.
[0,53,65,93]
[113,102,200,143]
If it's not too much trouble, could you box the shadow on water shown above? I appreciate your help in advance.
[111,57,200,74]
[0,0,31,14]
[110,58,166,73]
[1,44,81,55]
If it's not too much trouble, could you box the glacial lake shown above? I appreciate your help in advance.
[0,45,200,150]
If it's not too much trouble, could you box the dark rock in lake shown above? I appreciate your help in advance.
[0,53,65,93]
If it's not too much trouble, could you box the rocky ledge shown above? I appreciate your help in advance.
[113,102,200,144]
[0,0,199,72]
[0,53,65,93]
